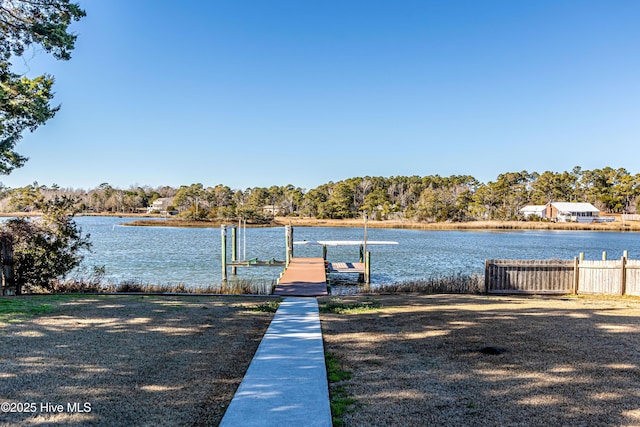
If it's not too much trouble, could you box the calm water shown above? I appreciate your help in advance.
[73,216,640,288]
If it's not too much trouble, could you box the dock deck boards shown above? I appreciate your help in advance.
[273,258,328,296]
[328,261,365,274]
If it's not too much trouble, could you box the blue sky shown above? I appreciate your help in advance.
[4,0,640,190]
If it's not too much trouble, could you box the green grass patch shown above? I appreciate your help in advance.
[319,298,382,314]
[244,300,281,313]
[325,351,356,426]
[0,297,62,323]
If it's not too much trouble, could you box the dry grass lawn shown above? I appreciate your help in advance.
[320,294,640,427]
[4,294,640,426]
[0,295,276,427]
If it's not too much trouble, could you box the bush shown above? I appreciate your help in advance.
[2,196,91,294]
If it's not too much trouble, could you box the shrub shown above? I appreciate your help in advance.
[2,196,91,294]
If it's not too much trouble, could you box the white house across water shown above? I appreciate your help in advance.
[519,202,615,223]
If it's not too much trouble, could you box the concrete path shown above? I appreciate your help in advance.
[219,297,332,427]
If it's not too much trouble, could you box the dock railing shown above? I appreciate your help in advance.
[485,255,640,296]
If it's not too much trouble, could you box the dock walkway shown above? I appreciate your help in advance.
[274,257,328,296]
[219,297,332,427]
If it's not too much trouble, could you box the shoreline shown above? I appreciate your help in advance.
[272,216,640,231]
[2,212,640,231]
[112,215,640,232]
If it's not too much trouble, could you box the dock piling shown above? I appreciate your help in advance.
[231,226,237,276]
[365,251,371,285]
[285,225,293,267]
[221,225,227,282]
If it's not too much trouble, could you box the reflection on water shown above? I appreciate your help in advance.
[73,217,640,289]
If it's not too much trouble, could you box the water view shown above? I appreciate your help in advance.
[74,216,640,289]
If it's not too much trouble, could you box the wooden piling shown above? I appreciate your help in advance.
[231,226,237,276]
[365,251,371,285]
[285,225,293,267]
[221,225,227,282]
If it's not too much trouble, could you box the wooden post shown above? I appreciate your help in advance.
[621,255,627,296]
[573,256,579,295]
[579,252,585,261]
[363,213,368,261]
[602,251,607,261]
[221,225,227,283]
[484,260,490,294]
[231,226,237,276]
[623,250,629,259]
[364,251,371,285]
[359,245,363,263]
[1,234,15,296]
[322,245,327,260]
[285,225,293,267]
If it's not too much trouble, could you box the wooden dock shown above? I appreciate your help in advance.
[328,262,365,274]
[273,258,328,297]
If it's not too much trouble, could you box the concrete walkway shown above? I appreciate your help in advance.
[220,297,332,427]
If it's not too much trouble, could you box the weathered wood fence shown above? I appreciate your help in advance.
[485,256,640,296]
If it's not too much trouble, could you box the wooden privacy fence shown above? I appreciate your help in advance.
[485,257,640,296]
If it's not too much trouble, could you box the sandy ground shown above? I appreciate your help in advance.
[0,295,275,427]
[319,294,640,427]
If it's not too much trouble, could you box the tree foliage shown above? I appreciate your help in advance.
[0,0,85,173]
[2,194,91,294]
[2,166,640,224]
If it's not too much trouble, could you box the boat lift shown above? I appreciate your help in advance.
[220,224,397,285]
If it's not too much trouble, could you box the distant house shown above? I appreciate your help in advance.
[147,197,175,214]
[519,202,615,223]
[262,205,283,216]
[519,205,547,219]
[545,202,602,223]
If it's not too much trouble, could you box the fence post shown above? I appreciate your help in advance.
[621,255,627,296]
[573,256,579,295]
[484,260,490,293]
[602,251,607,261]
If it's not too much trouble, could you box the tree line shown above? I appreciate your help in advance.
[2,166,639,223]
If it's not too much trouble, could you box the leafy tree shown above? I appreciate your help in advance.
[7,182,43,211]
[3,195,91,294]
[476,171,531,220]
[281,185,304,216]
[174,183,207,219]
[0,0,85,173]
[530,171,578,204]
[584,167,639,213]
[327,181,356,219]
[300,186,328,218]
